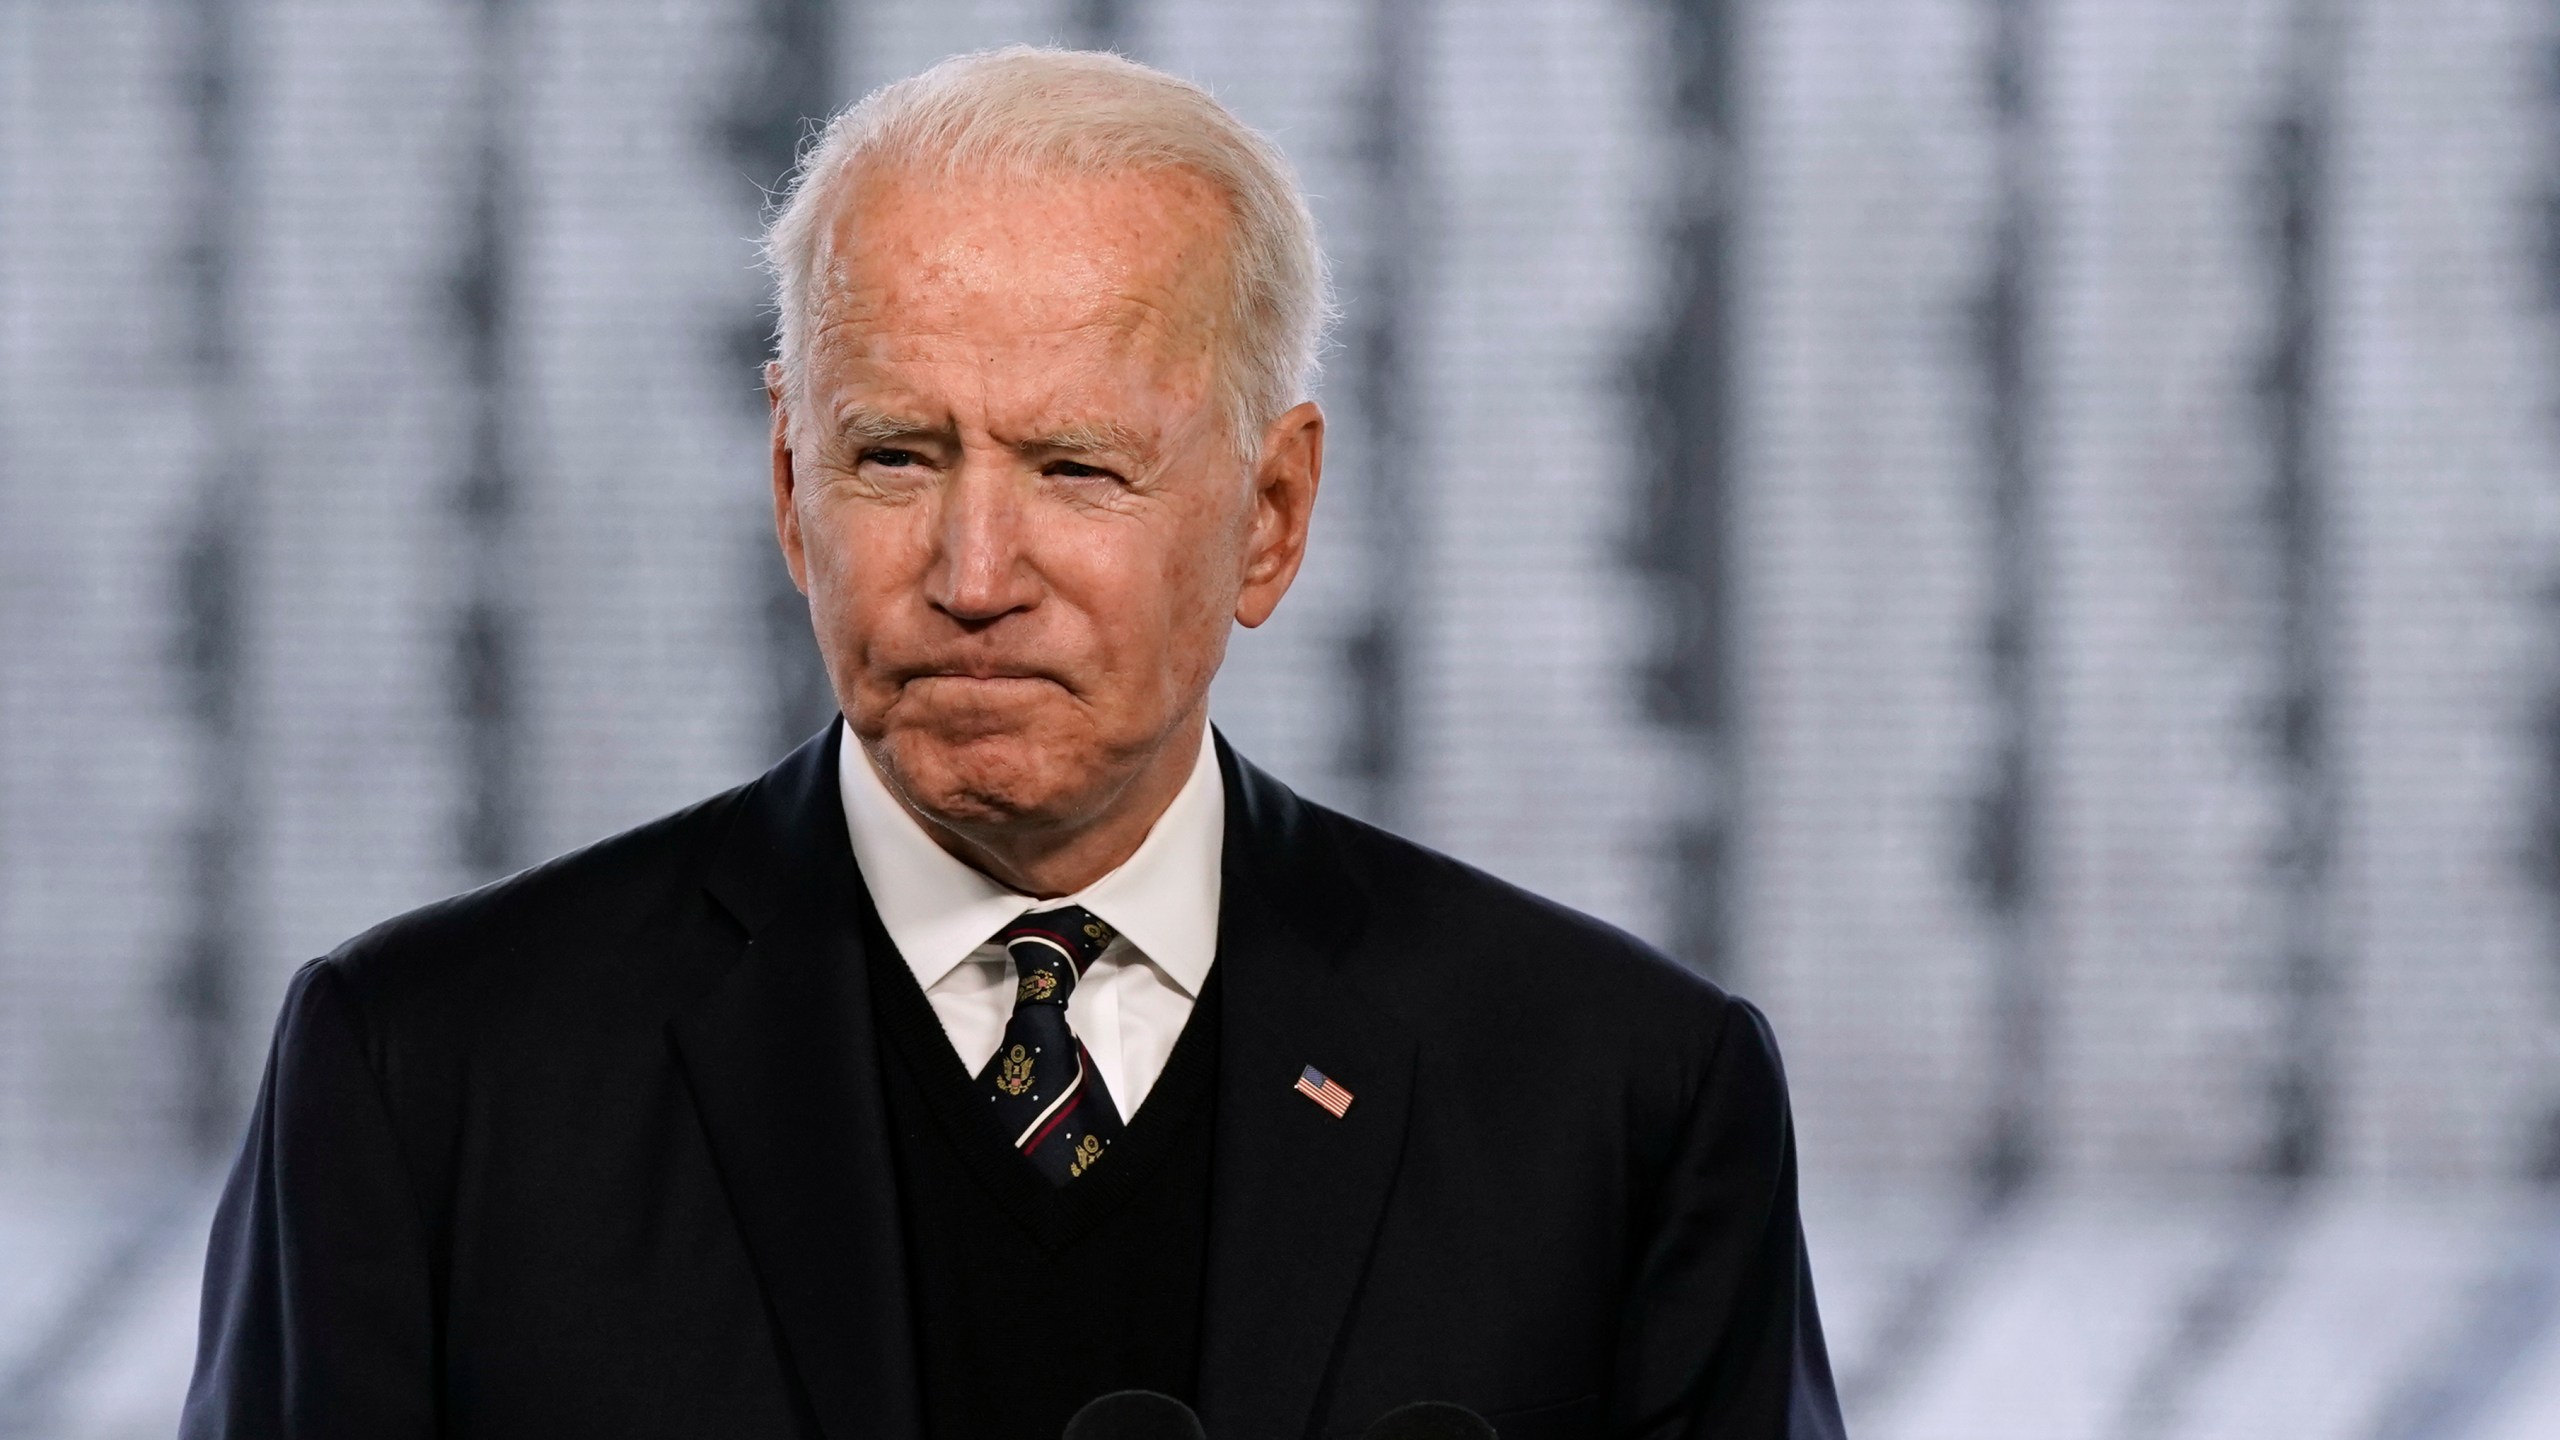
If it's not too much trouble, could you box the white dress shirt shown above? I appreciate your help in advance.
[837,725,1223,1120]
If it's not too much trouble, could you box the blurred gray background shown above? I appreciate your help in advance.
[6,0,2559,1436]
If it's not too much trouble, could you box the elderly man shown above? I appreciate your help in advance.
[184,48,1842,1440]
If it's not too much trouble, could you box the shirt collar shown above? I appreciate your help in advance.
[837,724,1224,998]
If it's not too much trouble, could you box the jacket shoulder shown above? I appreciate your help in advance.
[1291,789,1736,1029]
[1271,788,1778,1141]
[314,781,755,1037]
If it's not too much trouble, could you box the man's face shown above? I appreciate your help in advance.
[769,161,1317,845]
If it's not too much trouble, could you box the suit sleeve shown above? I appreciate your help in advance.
[180,959,439,1439]
[1614,997,1847,1440]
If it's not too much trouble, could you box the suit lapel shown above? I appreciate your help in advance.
[667,728,1409,1439]
[1199,742,1418,1440]
[669,726,924,1440]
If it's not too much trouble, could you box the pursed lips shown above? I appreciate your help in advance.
[893,672,1077,714]
[899,668,1069,691]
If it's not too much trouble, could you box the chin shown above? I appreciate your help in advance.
[868,715,1101,832]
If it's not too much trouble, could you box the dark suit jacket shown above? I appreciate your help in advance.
[182,727,1844,1440]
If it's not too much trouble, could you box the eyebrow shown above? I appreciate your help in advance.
[1023,418,1152,460]
[833,406,947,446]
[831,405,1154,463]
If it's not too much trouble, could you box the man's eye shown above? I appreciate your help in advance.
[1045,460,1120,482]
[862,448,923,469]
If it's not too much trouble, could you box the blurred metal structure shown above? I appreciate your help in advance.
[721,0,845,754]
[2258,0,2341,1189]
[1966,0,2044,1201]
[1631,0,1739,979]
[449,0,527,882]
[1337,0,1422,828]
[168,0,253,1163]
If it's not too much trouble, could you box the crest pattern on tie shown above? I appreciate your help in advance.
[977,905,1124,1184]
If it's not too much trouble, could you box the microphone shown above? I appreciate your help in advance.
[1359,1400,1500,1440]
[1061,1390,1208,1440]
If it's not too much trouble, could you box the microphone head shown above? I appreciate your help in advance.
[1359,1400,1500,1440]
[1061,1389,1208,1440]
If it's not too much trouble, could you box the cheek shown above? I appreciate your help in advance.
[1156,541,1227,624]
[800,501,923,623]
[1095,506,1243,667]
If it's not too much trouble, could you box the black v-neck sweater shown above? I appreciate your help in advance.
[868,928,1223,1440]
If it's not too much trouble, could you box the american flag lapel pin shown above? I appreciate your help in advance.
[1295,1064,1354,1119]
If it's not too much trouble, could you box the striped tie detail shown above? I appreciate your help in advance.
[976,905,1124,1184]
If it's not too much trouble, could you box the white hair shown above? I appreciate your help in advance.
[762,46,1334,453]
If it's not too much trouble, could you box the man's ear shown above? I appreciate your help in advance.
[1235,401,1324,629]
[767,361,810,596]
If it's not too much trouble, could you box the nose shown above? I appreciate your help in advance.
[926,456,1043,625]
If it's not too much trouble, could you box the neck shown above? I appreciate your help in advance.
[898,716,1207,899]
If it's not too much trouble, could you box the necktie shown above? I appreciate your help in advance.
[977,905,1125,1184]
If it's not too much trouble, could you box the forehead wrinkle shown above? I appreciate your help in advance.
[826,314,1208,421]
[822,165,1230,334]
[831,222,1136,333]
[807,300,1201,400]
[800,169,1233,460]
[819,284,1201,364]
